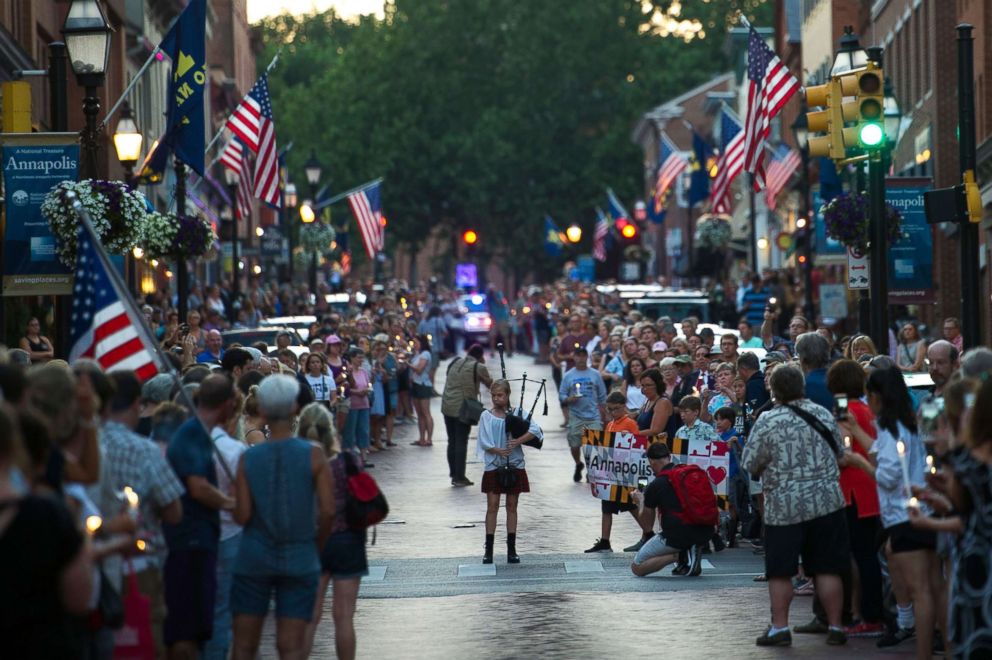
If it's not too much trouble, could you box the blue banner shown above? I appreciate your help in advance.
[812,189,846,256]
[2,133,78,295]
[886,178,934,303]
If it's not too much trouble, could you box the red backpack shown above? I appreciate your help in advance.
[666,463,719,526]
[343,453,389,530]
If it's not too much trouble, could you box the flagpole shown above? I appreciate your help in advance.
[314,177,384,211]
[65,190,236,481]
[99,46,162,130]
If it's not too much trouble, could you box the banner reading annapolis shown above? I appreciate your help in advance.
[2,133,79,295]
[581,431,731,504]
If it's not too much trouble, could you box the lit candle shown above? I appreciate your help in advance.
[844,436,851,449]
[574,382,581,397]
[85,515,103,537]
[896,440,912,497]
[907,496,919,509]
[136,539,147,552]
[123,486,139,519]
[926,454,935,475]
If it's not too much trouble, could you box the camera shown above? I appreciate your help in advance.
[637,476,648,492]
[833,394,848,421]
[179,323,190,338]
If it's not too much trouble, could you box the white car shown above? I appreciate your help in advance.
[260,316,317,341]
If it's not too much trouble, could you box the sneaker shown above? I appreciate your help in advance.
[844,621,885,638]
[507,552,520,564]
[793,618,829,634]
[876,627,915,648]
[793,579,815,596]
[711,535,726,552]
[756,627,792,647]
[687,545,703,577]
[826,628,848,646]
[451,478,474,487]
[671,562,689,576]
[573,463,584,483]
[584,538,612,553]
[622,537,650,552]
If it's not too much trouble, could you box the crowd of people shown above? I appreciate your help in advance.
[1,271,989,659]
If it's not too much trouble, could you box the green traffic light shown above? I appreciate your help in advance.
[859,122,884,147]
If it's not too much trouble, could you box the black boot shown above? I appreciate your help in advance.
[483,534,494,564]
[507,533,520,564]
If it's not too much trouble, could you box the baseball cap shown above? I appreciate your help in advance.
[651,341,668,353]
[141,374,174,404]
[373,333,390,344]
[325,334,342,345]
[674,355,692,365]
[764,350,789,365]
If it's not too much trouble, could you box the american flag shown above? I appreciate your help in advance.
[347,181,384,259]
[69,225,158,381]
[710,107,745,214]
[606,188,629,223]
[225,74,281,208]
[742,28,801,191]
[221,138,254,222]
[764,145,801,211]
[653,133,688,215]
[593,207,610,261]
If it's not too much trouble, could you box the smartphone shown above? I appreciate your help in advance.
[834,394,849,421]
[179,323,190,337]
[637,476,648,492]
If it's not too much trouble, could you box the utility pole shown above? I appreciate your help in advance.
[957,24,981,349]
[866,46,889,355]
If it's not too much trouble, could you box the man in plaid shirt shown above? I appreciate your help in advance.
[97,371,184,656]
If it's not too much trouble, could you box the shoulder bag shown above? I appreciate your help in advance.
[457,359,485,426]
[783,403,840,455]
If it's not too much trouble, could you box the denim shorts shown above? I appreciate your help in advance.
[230,572,319,621]
[320,530,369,579]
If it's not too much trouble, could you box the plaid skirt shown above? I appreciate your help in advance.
[481,468,530,494]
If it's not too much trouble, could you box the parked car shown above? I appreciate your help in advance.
[459,293,492,345]
[221,327,306,351]
[259,316,317,341]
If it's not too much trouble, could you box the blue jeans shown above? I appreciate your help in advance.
[202,532,241,660]
[344,408,370,450]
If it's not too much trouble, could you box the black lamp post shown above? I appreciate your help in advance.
[284,181,298,281]
[113,101,142,186]
[62,0,112,180]
[830,26,868,76]
[224,167,241,300]
[303,151,323,296]
[791,109,815,321]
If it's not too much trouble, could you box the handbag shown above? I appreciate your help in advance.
[454,358,484,425]
[98,567,125,630]
[113,561,154,660]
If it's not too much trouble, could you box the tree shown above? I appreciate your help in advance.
[257,0,769,280]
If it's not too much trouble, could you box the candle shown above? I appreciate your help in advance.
[907,496,919,509]
[926,454,935,475]
[85,515,102,536]
[844,436,851,449]
[574,382,581,397]
[136,539,147,552]
[896,440,912,497]
[123,486,139,520]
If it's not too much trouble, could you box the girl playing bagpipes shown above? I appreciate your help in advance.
[477,378,544,564]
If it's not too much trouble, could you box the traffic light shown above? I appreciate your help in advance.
[620,223,637,240]
[837,62,885,150]
[805,78,845,160]
[462,229,478,245]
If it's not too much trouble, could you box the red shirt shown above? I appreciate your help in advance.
[839,399,880,518]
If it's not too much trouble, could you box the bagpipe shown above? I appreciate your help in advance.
[497,342,547,449]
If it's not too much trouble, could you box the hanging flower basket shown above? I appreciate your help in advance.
[140,211,215,261]
[695,215,733,249]
[41,179,149,266]
[821,192,903,252]
[300,222,336,253]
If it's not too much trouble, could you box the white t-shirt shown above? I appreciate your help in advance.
[306,373,334,402]
[412,351,433,387]
[212,427,247,541]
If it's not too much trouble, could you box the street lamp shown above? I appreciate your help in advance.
[565,224,582,244]
[224,166,241,299]
[830,26,868,76]
[284,181,298,280]
[62,0,112,179]
[791,108,815,321]
[112,101,142,185]
[303,152,322,296]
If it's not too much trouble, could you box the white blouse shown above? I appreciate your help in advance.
[475,408,543,471]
